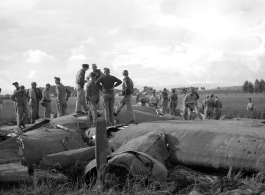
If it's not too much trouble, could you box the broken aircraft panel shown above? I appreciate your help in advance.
[85,151,168,182]
[109,119,265,172]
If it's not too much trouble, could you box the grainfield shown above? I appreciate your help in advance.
[1,93,264,124]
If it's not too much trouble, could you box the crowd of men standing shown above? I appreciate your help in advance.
[5,63,135,129]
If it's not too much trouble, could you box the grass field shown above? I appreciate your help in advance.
[0,93,265,124]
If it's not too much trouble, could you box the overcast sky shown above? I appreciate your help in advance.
[1,0,265,93]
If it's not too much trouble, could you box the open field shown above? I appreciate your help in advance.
[0,93,265,124]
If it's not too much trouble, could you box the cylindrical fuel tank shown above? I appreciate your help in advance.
[110,119,265,172]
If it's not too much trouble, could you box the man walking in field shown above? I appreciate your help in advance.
[160,88,169,114]
[96,68,122,126]
[169,89,178,116]
[214,96,222,120]
[182,88,200,120]
[28,82,38,124]
[55,77,71,117]
[75,64,89,114]
[150,90,159,109]
[246,98,255,118]
[204,94,215,119]
[86,72,100,126]
[115,70,135,124]
[10,85,28,129]
[42,84,52,119]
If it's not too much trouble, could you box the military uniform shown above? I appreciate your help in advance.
[28,88,38,123]
[160,91,169,114]
[75,69,88,113]
[11,89,28,128]
[214,98,222,120]
[169,93,178,116]
[204,97,215,119]
[86,80,100,125]
[42,88,52,118]
[182,92,199,120]
[56,83,71,117]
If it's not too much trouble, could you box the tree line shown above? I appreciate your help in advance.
[242,79,265,93]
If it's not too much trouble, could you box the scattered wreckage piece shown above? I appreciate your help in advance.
[39,147,95,169]
[18,128,87,166]
[109,119,265,172]
[0,162,29,182]
[0,137,21,164]
[84,151,168,182]
[111,131,170,166]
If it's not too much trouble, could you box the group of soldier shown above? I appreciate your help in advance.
[147,87,223,120]
[7,63,135,129]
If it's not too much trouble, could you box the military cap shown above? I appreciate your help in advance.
[12,82,18,85]
[54,77,61,81]
[123,70,129,75]
[82,64,89,68]
[92,64,97,68]
[104,67,110,72]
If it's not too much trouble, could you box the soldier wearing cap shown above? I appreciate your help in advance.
[169,89,178,116]
[115,70,135,124]
[11,85,28,129]
[42,83,52,118]
[27,82,39,123]
[150,90,159,109]
[160,88,169,114]
[214,96,222,120]
[204,94,215,120]
[182,87,200,120]
[96,67,122,126]
[75,64,89,114]
[55,77,71,117]
[12,82,20,114]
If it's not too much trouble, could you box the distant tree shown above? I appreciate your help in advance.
[260,79,265,92]
[248,82,254,93]
[254,79,260,93]
[242,80,249,93]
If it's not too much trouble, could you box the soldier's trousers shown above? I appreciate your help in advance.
[29,103,37,124]
[204,107,214,120]
[116,94,135,122]
[214,108,221,120]
[170,102,177,116]
[103,93,115,125]
[44,102,51,118]
[88,96,99,125]
[161,101,168,114]
[183,105,200,120]
[57,102,67,117]
[17,106,28,127]
[75,85,88,112]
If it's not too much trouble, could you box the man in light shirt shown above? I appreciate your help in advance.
[75,64,89,114]
[42,83,52,118]
[28,82,38,123]
[55,77,71,117]
[246,98,255,118]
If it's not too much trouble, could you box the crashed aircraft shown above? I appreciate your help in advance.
[1,104,265,183]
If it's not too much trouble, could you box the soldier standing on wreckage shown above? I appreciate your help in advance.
[160,88,169,114]
[12,82,20,114]
[28,82,39,124]
[115,70,135,124]
[96,68,122,126]
[87,64,104,109]
[169,89,178,116]
[41,84,52,119]
[204,94,215,119]
[75,64,89,114]
[10,85,28,129]
[182,87,200,120]
[86,72,100,127]
[55,77,71,117]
